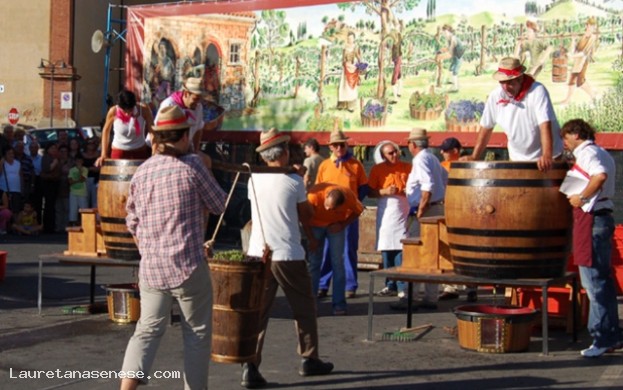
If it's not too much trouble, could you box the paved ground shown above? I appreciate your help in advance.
[0,233,622,389]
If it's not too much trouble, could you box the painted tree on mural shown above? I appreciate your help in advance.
[336,0,421,99]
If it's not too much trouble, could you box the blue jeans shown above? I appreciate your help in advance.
[579,214,622,348]
[309,226,346,310]
[382,250,405,292]
[319,219,359,292]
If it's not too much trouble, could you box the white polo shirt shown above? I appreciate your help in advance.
[480,81,563,161]
[572,140,615,213]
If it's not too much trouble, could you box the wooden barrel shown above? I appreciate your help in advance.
[98,159,144,260]
[552,52,568,83]
[208,259,265,363]
[445,161,571,279]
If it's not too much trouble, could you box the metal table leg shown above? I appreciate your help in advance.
[571,275,578,343]
[367,273,375,341]
[90,265,96,305]
[542,286,549,355]
[38,259,43,315]
[407,282,413,329]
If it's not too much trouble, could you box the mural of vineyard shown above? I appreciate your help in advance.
[130,0,623,133]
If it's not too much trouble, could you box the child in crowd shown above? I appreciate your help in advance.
[67,153,88,227]
[12,201,43,235]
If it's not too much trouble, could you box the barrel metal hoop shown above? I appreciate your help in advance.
[99,174,134,182]
[452,256,566,266]
[447,227,568,237]
[100,216,128,224]
[448,178,564,187]
[450,162,568,170]
[103,159,144,167]
[449,243,568,254]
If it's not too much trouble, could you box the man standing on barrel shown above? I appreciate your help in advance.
[463,57,563,170]
[241,128,333,388]
[561,119,622,357]
[120,106,226,390]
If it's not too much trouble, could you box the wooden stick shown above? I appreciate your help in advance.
[399,323,433,333]
[211,160,297,174]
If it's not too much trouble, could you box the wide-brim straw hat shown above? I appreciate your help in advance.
[329,130,349,144]
[407,128,430,141]
[373,140,401,164]
[153,106,190,132]
[492,57,526,82]
[183,77,208,97]
[256,127,291,152]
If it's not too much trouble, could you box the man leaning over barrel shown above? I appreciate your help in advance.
[561,119,622,358]
[120,106,227,390]
[241,128,333,388]
[462,57,563,170]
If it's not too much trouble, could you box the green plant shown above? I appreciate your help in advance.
[409,90,447,111]
[211,250,247,262]
[307,113,343,132]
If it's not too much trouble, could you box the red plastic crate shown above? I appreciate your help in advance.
[516,286,588,330]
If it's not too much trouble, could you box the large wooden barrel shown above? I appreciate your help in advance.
[445,161,572,279]
[98,159,144,260]
[208,259,265,363]
[552,51,568,83]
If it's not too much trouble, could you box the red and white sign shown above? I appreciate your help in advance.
[8,107,19,125]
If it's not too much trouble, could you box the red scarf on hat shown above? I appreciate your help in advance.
[497,75,535,106]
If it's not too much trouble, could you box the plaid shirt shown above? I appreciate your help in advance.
[126,154,226,289]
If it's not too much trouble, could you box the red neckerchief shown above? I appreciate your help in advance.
[497,75,535,105]
[170,91,196,121]
[116,106,141,137]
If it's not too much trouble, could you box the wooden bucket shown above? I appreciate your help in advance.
[105,283,140,324]
[98,159,144,260]
[454,304,537,353]
[208,259,265,363]
[552,53,568,83]
[445,161,571,279]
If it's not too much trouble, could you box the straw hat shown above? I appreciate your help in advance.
[256,127,291,152]
[407,128,430,141]
[328,129,349,144]
[153,106,189,132]
[183,77,208,96]
[492,57,526,82]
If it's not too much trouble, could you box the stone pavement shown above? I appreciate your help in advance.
[0,233,622,389]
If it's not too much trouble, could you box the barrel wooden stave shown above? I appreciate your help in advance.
[98,159,144,260]
[445,162,571,279]
[209,261,264,364]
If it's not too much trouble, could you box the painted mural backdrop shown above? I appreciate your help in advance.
[135,0,623,133]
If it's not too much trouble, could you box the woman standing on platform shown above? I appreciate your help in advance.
[96,90,153,167]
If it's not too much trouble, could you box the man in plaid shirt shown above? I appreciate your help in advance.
[120,106,226,390]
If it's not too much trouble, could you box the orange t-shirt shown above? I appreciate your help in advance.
[307,183,364,227]
[367,160,411,195]
[315,156,367,194]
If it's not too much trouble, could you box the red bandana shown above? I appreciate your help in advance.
[497,75,535,106]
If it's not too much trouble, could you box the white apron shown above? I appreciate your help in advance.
[375,195,409,251]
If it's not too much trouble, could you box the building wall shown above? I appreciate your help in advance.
[0,0,50,127]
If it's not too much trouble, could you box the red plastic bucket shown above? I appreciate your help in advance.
[0,251,7,281]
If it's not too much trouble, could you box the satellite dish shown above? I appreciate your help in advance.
[91,30,106,53]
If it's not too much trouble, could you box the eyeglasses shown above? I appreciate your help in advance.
[331,142,346,149]
[385,150,398,156]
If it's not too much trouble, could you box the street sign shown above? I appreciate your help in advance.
[61,92,73,109]
[8,107,19,125]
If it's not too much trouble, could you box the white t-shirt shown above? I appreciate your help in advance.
[0,159,21,193]
[405,149,447,208]
[573,140,615,212]
[480,81,563,161]
[246,173,307,261]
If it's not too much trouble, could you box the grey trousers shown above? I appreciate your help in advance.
[121,261,212,390]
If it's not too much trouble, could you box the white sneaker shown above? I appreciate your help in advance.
[375,287,397,297]
[397,291,406,299]
[581,344,609,358]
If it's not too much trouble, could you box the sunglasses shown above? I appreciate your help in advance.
[385,150,398,156]
[331,142,347,148]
